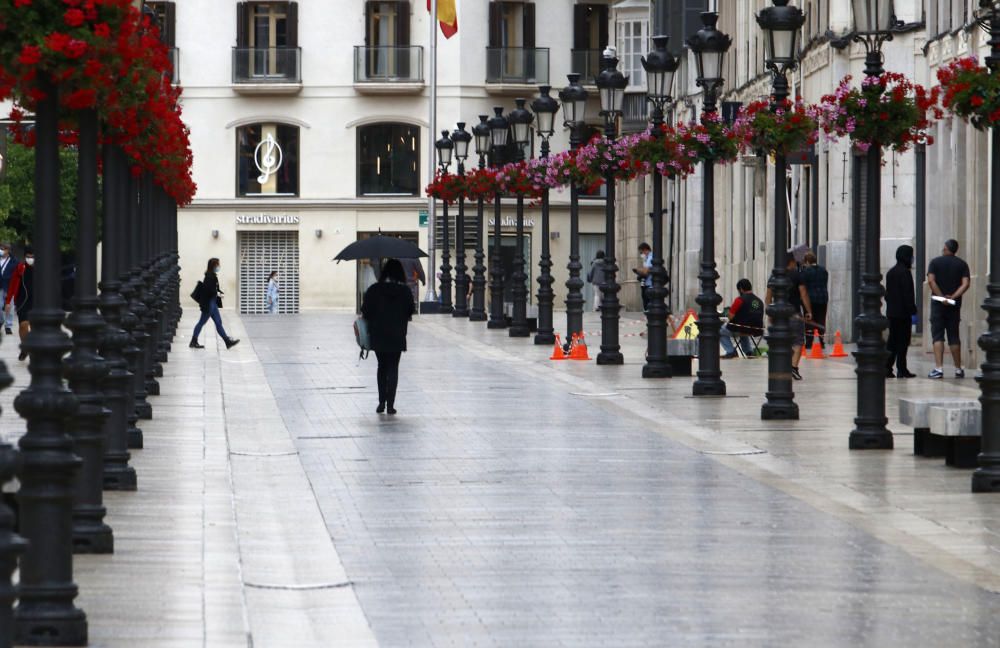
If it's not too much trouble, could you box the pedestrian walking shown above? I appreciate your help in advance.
[400,257,426,306]
[266,270,280,314]
[800,250,829,348]
[0,243,17,335]
[190,257,240,350]
[587,250,606,312]
[927,238,970,379]
[4,247,34,361]
[885,244,917,378]
[766,252,812,380]
[634,242,653,312]
[361,258,415,415]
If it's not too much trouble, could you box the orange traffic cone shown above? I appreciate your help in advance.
[570,334,592,360]
[808,331,825,359]
[830,330,848,357]
[550,334,567,360]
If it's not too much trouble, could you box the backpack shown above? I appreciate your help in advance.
[353,317,371,359]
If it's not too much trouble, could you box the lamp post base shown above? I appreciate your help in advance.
[641,362,671,378]
[848,429,894,450]
[102,465,137,491]
[487,320,508,330]
[469,312,487,322]
[761,400,799,420]
[127,428,144,449]
[533,332,555,345]
[14,609,88,647]
[509,326,530,338]
[692,380,726,397]
[972,467,1000,492]
[596,352,623,366]
[71,520,114,555]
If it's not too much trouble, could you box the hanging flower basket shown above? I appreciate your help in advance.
[734,98,820,156]
[464,167,498,201]
[675,112,743,164]
[936,56,1000,130]
[572,134,643,185]
[628,125,697,179]
[817,73,941,154]
[425,172,467,203]
[495,161,545,199]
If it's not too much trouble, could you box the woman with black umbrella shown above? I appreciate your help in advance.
[361,259,415,415]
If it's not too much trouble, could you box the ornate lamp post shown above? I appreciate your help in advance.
[1,443,26,648]
[688,12,731,396]
[434,130,454,314]
[508,98,534,338]
[531,86,560,345]
[594,47,627,365]
[487,107,510,329]
[759,0,805,419]
[451,122,472,318]
[469,115,491,322]
[560,74,589,341]
[640,35,679,378]
[849,0,895,449]
[973,0,1000,491]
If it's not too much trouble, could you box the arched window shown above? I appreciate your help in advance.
[357,123,420,196]
[236,123,300,197]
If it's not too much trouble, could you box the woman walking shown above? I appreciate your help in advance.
[190,257,240,350]
[361,258,415,415]
[266,270,280,314]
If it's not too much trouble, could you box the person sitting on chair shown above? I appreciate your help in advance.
[720,279,764,359]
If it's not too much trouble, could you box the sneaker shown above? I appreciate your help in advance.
[955,368,965,379]
[791,366,802,381]
[928,368,944,379]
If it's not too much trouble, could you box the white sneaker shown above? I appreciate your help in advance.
[928,368,943,379]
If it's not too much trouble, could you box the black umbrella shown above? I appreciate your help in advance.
[333,235,427,262]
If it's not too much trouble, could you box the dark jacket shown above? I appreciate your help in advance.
[0,255,17,292]
[800,264,829,305]
[885,245,917,319]
[199,271,220,312]
[361,281,415,353]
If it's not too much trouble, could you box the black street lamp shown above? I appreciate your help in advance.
[0,443,26,648]
[758,0,805,420]
[487,107,510,329]
[849,0,895,449]
[973,0,1000,491]
[435,130,455,315]
[508,98,534,338]
[688,11,732,396]
[531,86,560,345]
[470,115,491,322]
[641,35,679,379]
[560,74,589,342]
[451,122,472,318]
[594,47,627,365]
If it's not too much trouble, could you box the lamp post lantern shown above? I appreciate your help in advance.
[594,47,627,365]
[640,35,679,379]
[560,74,589,343]
[487,107,510,329]
[507,98,534,338]
[435,130,454,315]
[758,0,805,420]
[531,86,560,345]
[973,0,1000,491]
[451,122,472,318]
[470,115,491,322]
[849,0,895,449]
[688,11,731,396]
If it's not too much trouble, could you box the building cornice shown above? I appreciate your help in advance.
[183,197,605,212]
[224,115,312,129]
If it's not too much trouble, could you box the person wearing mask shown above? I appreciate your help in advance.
[4,247,35,361]
[927,238,971,379]
[766,252,813,380]
[634,242,653,312]
[190,257,240,350]
[361,258,415,415]
[720,279,764,358]
[0,244,17,335]
[800,250,829,349]
[885,245,917,378]
[265,270,280,314]
[587,250,606,312]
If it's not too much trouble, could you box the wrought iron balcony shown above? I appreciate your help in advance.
[485,47,549,86]
[354,46,424,88]
[570,49,601,83]
[232,47,302,88]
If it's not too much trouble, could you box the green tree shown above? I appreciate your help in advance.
[0,140,81,252]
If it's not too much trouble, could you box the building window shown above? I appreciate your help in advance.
[236,2,299,79]
[364,1,411,78]
[357,123,420,196]
[616,19,647,89]
[145,1,176,46]
[236,123,300,197]
[572,4,608,80]
[487,2,539,82]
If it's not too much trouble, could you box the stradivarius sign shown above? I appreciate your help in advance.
[236,214,300,225]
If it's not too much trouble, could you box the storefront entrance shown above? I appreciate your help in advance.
[237,230,300,314]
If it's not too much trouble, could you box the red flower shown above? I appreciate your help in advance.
[94,22,111,38]
[64,8,85,27]
[14,0,32,7]
[45,32,72,54]
[64,88,96,109]
[971,95,985,108]
[18,44,41,66]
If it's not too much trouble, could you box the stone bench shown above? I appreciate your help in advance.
[899,398,978,458]
[928,404,982,468]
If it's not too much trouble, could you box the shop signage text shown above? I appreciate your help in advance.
[488,217,536,228]
[236,214,300,225]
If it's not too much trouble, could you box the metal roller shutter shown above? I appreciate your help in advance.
[237,230,300,314]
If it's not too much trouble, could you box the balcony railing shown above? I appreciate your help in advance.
[621,92,649,134]
[354,46,424,83]
[486,47,549,85]
[232,47,302,84]
[570,49,601,83]
[167,47,180,84]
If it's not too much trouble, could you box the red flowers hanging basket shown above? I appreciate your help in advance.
[936,56,1000,130]
[734,98,820,156]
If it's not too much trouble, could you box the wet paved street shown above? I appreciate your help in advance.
[246,312,1000,647]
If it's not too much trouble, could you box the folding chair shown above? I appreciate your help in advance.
[728,323,765,358]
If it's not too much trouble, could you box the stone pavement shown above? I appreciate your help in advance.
[242,310,1000,647]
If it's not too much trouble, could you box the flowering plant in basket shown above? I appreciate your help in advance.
[675,112,743,164]
[628,125,697,179]
[733,98,820,156]
[817,73,940,153]
[495,161,544,199]
[936,56,1000,130]
[464,167,498,201]
[572,134,643,186]
[425,172,467,204]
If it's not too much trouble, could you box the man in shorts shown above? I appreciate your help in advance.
[766,251,813,380]
[927,238,971,379]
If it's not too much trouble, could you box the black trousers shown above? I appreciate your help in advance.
[886,316,912,373]
[641,286,650,312]
[804,302,828,348]
[375,351,402,407]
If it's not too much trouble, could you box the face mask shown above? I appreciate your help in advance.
[25,258,34,267]
[1,250,7,258]
[214,266,220,274]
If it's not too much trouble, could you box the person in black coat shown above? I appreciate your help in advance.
[885,244,917,378]
[361,258,415,415]
[190,257,240,350]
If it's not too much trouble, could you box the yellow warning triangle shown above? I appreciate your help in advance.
[672,309,699,340]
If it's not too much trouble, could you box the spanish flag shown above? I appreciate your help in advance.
[427,0,458,39]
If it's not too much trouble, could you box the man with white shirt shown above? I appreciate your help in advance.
[0,244,17,335]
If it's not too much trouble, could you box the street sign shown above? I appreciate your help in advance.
[419,210,428,227]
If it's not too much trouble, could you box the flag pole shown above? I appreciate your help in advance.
[424,0,439,306]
